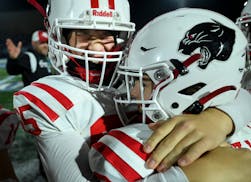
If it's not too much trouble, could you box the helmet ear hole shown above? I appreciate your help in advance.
[153,69,169,81]
[178,83,206,96]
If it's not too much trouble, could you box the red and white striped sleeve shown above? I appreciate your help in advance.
[13,75,105,138]
[13,75,106,182]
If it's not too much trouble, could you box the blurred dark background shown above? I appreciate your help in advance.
[128,0,247,31]
[0,0,46,58]
[0,0,247,58]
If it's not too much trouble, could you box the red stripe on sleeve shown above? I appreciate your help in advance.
[32,82,73,110]
[109,130,150,160]
[91,0,99,8]
[15,91,59,122]
[94,172,112,182]
[108,0,115,9]
[92,142,142,181]
[90,115,124,144]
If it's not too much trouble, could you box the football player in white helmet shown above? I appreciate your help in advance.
[89,8,251,182]
[0,106,19,181]
[236,0,251,92]
[13,1,251,182]
[14,0,135,181]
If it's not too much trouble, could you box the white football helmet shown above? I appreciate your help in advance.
[46,0,135,90]
[115,8,247,123]
[236,0,251,91]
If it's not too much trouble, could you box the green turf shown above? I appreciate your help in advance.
[0,64,20,110]
[0,67,8,78]
[0,91,15,110]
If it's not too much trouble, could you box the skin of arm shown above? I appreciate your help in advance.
[182,146,251,182]
[143,107,234,171]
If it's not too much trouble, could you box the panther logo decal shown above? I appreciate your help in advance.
[178,21,235,69]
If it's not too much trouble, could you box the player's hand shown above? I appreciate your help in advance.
[143,108,233,172]
[5,38,22,59]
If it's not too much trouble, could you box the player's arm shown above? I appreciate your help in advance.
[182,147,251,182]
[139,147,251,182]
[143,88,251,170]
[13,77,105,181]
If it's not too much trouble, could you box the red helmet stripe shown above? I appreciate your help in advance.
[199,86,236,105]
[27,0,46,17]
[91,0,115,9]
[91,0,99,8]
[108,0,115,9]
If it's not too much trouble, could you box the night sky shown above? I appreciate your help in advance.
[0,0,248,50]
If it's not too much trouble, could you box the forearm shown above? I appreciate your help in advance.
[138,166,189,182]
[140,147,251,182]
[182,147,251,182]
[202,107,234,137]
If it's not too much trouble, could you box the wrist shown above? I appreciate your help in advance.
[204,107,234,136]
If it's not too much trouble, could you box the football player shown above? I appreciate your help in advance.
[236,0,251,92]
[13,1,251,181]
[89,8,251,182]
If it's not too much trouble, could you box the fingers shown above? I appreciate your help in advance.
[5,39,21,59]
[6,39,15,52]
[143,110,231,173]
[219,141,231,147]
[143,120,175,154]
[157,130,203,171]
[177,138,215,167]
[145,120,195,169]
[17,41,22,49]
[6,38,14,47]
[148,120,165,130]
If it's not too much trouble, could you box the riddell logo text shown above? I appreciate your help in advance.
[92,10,113,17]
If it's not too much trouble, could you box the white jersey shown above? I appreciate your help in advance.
[13,75,124,182]
[89,121,251,182]
[0,107,19,150]
[229,121,251,149]
[218,88,251,135]
[89,124,189,182]
[13,74,251,182]
[89,89,251,182]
